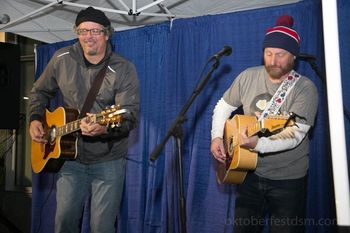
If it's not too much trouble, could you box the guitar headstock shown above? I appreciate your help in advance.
[94,105,128,128]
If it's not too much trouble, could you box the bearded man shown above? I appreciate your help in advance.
[210,15,318,233]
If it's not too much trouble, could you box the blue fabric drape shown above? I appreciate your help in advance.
[32,0,344,232]
[338,0,350,161]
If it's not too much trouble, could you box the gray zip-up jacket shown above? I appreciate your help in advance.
[29,41,140,164]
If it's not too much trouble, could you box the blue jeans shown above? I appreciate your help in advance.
[55,158,126,233]
[234,172,307,233]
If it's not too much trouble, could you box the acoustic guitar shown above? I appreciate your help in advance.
[31,106,127,173]
[216,114,294,184]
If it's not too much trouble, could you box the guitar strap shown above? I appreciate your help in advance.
[79,57,110,118]
[258,70,301,121]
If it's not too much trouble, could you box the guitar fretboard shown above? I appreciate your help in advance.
[247,122,262,137]
[56,118,84,137]
[246,115,291,137]
[52,108,126,137]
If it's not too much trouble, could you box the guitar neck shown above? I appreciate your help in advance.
[56,118,84,137]
[246,121,262,137]
[54,108,127,137]
[246,116,291,137]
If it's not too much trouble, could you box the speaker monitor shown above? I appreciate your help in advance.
[0,43,20,129]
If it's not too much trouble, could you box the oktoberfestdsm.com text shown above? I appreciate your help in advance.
[225,216,336,227]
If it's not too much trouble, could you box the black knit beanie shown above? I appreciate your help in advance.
[75,7,111,27]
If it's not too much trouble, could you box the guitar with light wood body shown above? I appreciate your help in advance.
[31,106,127,173]
[216,114,294,184]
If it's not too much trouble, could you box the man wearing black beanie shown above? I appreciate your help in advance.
[29,6,140,233]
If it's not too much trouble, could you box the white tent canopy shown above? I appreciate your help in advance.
[1,0,299,43]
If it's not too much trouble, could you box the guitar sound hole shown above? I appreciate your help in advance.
[48,127,57,145]
[228,136,234,155]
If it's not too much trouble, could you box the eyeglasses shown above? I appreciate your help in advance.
[76,28,106,36]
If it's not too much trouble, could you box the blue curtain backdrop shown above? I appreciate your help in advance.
[32,0,349,232]
[338,0,350,164]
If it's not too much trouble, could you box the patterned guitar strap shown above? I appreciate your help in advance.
[258,70,301,121]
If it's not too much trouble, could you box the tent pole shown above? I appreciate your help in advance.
[0,0,181,30]
[58,2,128,15]
[137,0,167,13]
[132,0,137,14]
[117,0,130,12]
[321,0,350,230]
[158,3,174,20]
[51,1,180,18]
[0,1,57,30]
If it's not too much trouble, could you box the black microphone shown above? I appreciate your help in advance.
[210,45,232,61]
[298,53,317,61]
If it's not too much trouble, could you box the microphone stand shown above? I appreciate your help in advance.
[149,58,222,233]
[303,58,350,122]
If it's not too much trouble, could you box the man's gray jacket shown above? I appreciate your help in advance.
[29,41,140,164]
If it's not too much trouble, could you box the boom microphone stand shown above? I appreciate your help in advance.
[298,53,350,122]
[149,46,232,233]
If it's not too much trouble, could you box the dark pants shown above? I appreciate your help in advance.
[233,172,307,233]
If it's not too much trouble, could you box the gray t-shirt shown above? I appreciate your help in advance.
[223,66,318,180]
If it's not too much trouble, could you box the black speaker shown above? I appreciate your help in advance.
[0,43,20,129]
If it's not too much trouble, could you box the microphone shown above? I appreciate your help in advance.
[0,14,10,24]
[298,53,317,61]
[210,45,232,61]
